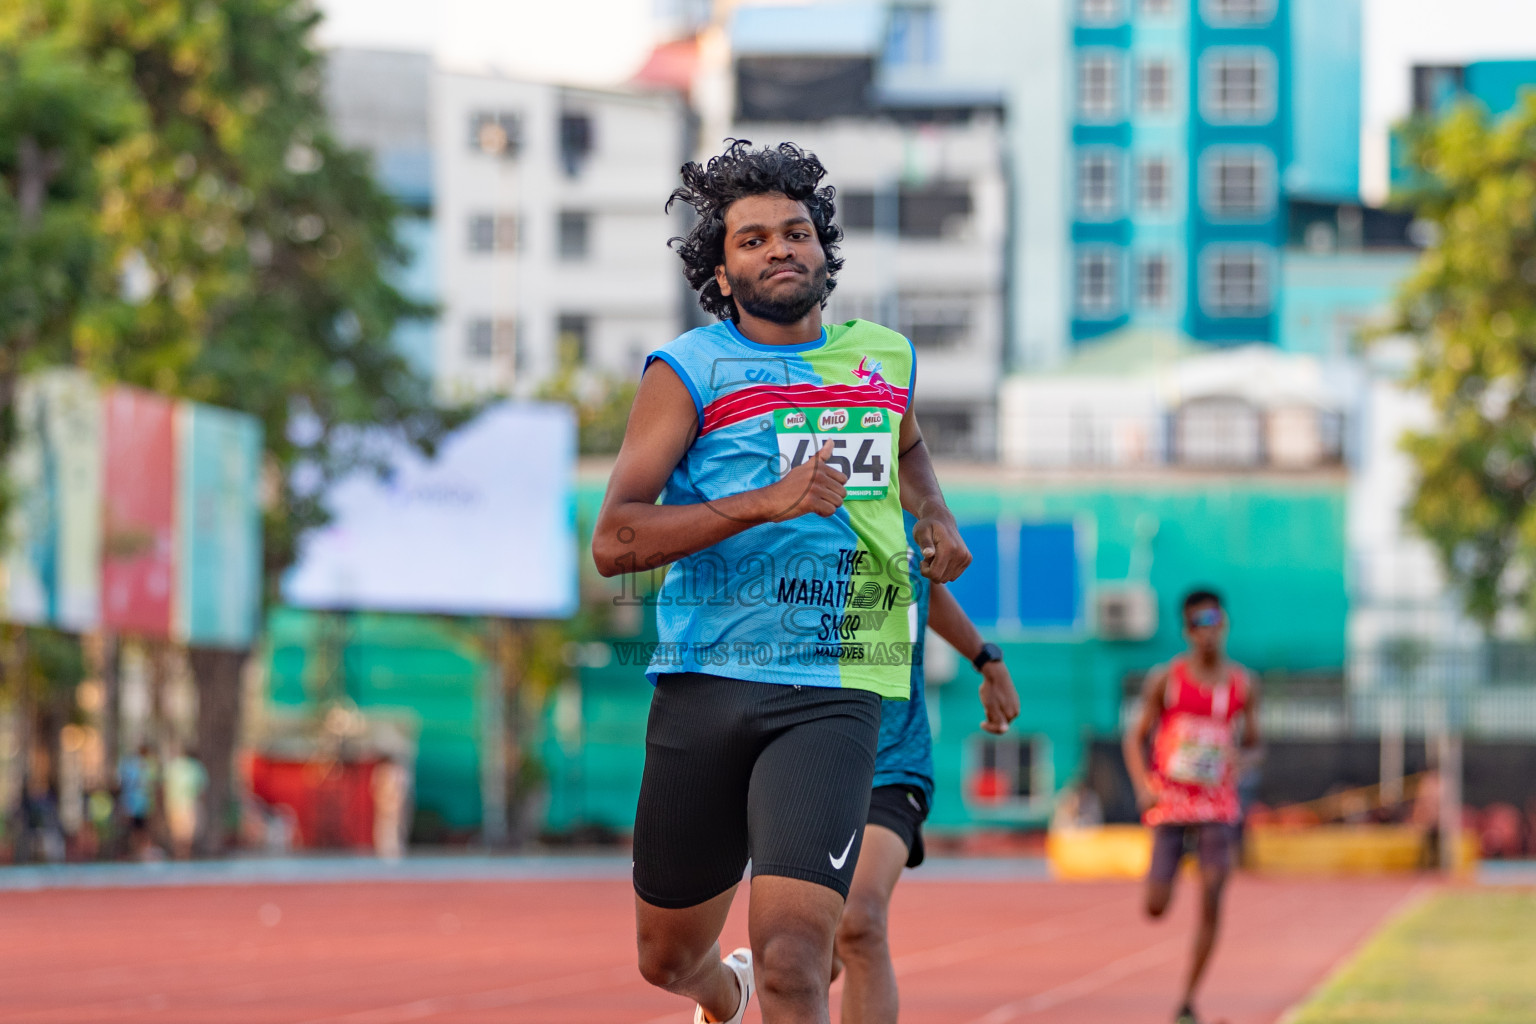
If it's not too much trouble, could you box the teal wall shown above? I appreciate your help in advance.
[1464,60,1536,120]
[1287,0,1361,200]
[1391,61,1536,192]
[1278,250,1416,357]
[265,609,486,830]
[545,474,1348,832]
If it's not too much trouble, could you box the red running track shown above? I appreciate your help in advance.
[0,874,1422,1023]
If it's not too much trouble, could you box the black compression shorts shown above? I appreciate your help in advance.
[632,672,881,909]
[867,784,930,868]
[1148,823,1234,885]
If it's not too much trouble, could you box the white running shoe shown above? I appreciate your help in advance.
[693,947,754,1024]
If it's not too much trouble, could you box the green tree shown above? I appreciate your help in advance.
[3,0,466,853]
[1393,95,1536,630]
[60,0,466,580]
[534,337,637,456]
[0,17,140,517]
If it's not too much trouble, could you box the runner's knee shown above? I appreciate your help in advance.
[835,892,888,958]
[636,935,713,990]
[755,931,831,1006]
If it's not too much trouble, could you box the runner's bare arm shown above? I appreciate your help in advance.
[927,583,1019,734]
[1123,666,1169,811]
[1240,672,1261,750]
[896,407,970,583]
[592,360,847,577]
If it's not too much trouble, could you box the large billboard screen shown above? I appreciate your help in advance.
[282,402,577,619]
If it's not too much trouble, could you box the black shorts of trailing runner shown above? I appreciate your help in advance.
[867,784,930,869]
[1148,822,1235,886]
[633,672,881,909]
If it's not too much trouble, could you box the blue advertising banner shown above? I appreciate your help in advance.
[175,402,263,648]
[0,370,102,631]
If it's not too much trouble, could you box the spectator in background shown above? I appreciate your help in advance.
[1411,769,1442,868]
[119,744,157,860]
[86,788,116,860]
[163,747,207,859]
[372,756,408,861]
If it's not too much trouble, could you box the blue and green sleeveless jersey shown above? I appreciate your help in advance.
[644,318,917,700]
[873,512,935,800]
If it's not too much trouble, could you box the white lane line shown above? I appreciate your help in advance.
[893,897,1129,978]
[963,937,1185,1024]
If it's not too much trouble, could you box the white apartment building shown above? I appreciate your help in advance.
[727,5,1009,458]
[433,73,690,400]
[758,116,1009,458]
[326,49,691,401]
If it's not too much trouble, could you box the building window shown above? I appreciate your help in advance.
[918,408,977,457]
[1140,0,1174,15]
[556,313,590,364]
[1202,50,1276,124]
[1201,148,1274,218]
[557,211,590,261]
[1176,397,1263,467]
[1078,53,1122,121]
[1202,0,1276,26]
[1076,247,1121,318]
[1137,252,1172,309]
[897,294,972,349]
[558,113,594,177]
[467,212,518,253]
[838,185,970,238]
[1137,155,1173,212]
[885,4,939,68]
[469,111,521,157]
[1138,58,1174,113]
[898,182,972,239]
[840,191,876,231]
[1077,150,1121,218]
[1078,0,1123,24]
[1201,245,1272,316]
[466,318,518,360]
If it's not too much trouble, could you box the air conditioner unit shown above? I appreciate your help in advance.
[1096,585,1158,641]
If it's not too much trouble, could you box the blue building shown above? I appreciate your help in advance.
[1390,60,1536,193]
[323,49,439,379]
[1068,0,1360,349]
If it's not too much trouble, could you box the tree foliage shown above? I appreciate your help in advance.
[0,15,140,516]
[1394,95,1536,630]
[4,0,464,587]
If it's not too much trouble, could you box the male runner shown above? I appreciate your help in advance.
[1123,589,1261,1024]
[833,513,1021,1024]
[592,140,971,1024]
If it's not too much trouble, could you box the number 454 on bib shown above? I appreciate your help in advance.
[775,407,891,500]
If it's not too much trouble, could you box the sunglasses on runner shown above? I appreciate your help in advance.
[1186,607,1223,629]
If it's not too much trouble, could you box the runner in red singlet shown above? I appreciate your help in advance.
[1123,588,1261,1024]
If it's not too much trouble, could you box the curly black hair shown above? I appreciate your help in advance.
[666,139,845,321]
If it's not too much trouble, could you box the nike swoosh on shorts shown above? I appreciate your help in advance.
[829,831,857,870]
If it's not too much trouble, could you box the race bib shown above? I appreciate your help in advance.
[1164,718,1233,788]
[775,407,892,500]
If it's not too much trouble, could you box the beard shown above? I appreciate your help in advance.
[727,261,828,325]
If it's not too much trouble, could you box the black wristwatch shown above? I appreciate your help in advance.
[972,642,1003,671]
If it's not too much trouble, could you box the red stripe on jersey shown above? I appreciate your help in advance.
[701,383,909,435]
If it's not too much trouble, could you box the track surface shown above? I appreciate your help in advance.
[0,872,1419,1023]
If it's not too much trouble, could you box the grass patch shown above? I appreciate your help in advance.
[1289,889,1536,1024]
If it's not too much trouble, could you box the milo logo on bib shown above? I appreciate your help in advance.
[775,406,893,500]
